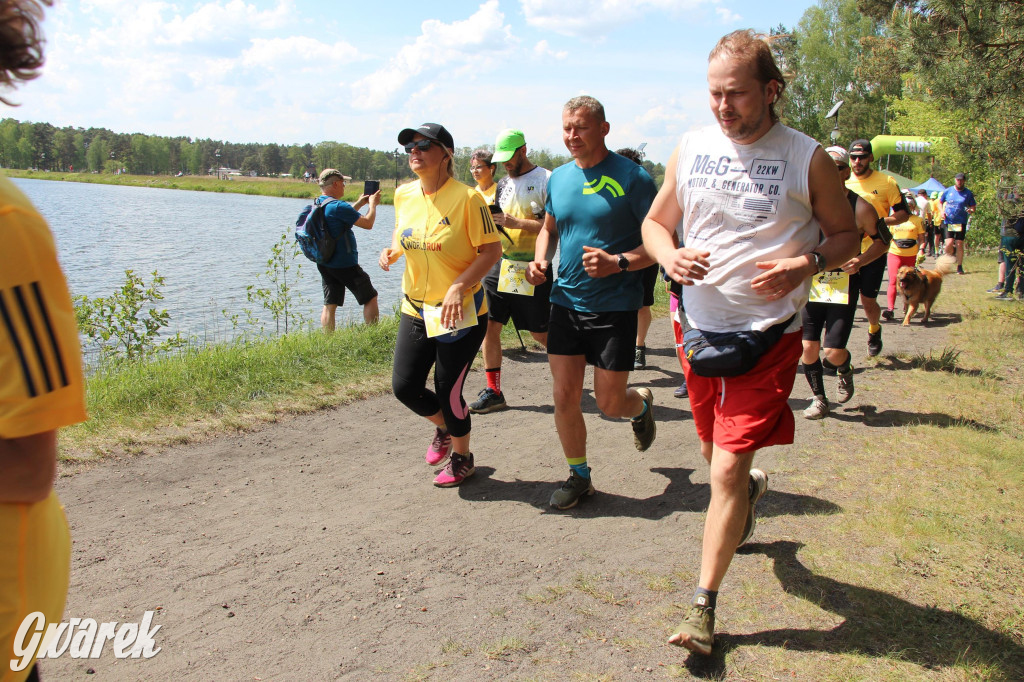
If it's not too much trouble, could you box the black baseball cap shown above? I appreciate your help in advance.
[955,172,966,180]
[849,139,872,156]
[398,122,454,150]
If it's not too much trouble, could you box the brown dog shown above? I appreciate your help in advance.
[896,266,943,325]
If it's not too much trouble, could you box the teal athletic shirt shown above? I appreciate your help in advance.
[544,152,657,313]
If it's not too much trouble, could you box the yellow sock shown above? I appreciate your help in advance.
[869,323,881,334]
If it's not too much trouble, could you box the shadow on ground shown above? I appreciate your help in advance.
[682,540,1024,679]
[459,467,841,521]
[875,353,988,377]
[825,404,997,432]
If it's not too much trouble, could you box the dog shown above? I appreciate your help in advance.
[896,266,943,325]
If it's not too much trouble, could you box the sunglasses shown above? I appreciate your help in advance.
[403,139,435,153]
[849,154,869,160]
[835,164,849,170]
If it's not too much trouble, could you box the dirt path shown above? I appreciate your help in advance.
[46,300,970,680]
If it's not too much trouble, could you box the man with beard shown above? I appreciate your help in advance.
[469,129,552,414]
[642,29,858,655]
[845,139,908,350]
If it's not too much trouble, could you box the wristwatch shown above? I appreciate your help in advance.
[809,250,826,274]
[617,254,629,272]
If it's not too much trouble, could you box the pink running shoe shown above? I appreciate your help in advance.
[433,453,475,487]
[425,427,452,466]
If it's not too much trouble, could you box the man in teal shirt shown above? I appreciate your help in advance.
[527,95,658,510]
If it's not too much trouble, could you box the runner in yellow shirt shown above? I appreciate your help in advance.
[2,5,89,679]
[845,139,909,357]
[379,123,501,488]
[883,213,926,320]
[470,149,497,205]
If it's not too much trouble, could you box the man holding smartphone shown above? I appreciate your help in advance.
[469,129,551,414]
[315,168,381,329]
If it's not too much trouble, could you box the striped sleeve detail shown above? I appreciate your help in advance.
[479,206,496,235]
[0,282,70,399]
[32,281,70,388]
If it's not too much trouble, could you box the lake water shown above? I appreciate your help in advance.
[13,178,405,342]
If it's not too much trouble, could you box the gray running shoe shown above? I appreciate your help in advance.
[469,387,507,414]
[549,471,595,510]
[670,604,715,655]
[634,345,647,370]
[739,468,768,547]
[836,366,855,404]
[881,309,894,322]
[803,396,829,420]
[867,329,883,357]
[632,387,656,451]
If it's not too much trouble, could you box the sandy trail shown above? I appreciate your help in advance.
[46,310,961,680]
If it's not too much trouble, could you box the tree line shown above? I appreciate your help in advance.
[0,118,412,180]
[0,117,666,189]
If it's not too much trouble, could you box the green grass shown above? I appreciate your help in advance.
[740,254,1024,680]
[4,168,399,203]
[480,635,529,659]
[61,317,400,458]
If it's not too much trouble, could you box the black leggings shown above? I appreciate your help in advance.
[392,313,486,439]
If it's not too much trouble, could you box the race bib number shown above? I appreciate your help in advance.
[809,271,850,305]
[947,223,963,232]
[497,258,535,296]
[422,293,479,338]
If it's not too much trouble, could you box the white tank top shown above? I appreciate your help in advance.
[675,123,820,332]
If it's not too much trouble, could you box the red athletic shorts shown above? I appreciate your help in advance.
[682,329,802,454]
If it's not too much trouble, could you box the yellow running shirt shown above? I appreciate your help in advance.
[845,171,904,253]
[889,215,925,257]
[394,178,501,318]
[474,183,496,205]
[1,175,86,682]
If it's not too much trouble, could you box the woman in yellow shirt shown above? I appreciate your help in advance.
[470,149,497,205]
[379,123,502,487]
[883,212,926,320]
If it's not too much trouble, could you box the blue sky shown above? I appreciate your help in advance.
[17,0,815,164]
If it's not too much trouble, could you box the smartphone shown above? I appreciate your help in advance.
[363,180,380,195]
[488,204,502,215]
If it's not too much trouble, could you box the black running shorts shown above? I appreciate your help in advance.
[802,272,861,349]
[317,264,378,307]
[482,260,552,333]
[546,304,637,372]
[640,264,658,307]
[858,257,885,299]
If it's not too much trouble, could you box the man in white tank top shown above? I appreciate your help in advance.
[642,29,859,656]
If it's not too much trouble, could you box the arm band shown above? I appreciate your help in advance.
[872,218,893,244]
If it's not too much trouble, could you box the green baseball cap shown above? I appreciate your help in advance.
[491,128,526,163]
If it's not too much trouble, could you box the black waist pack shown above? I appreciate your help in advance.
[683,315,794,378]
[894,238,918,249]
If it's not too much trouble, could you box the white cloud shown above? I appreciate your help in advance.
[350,0,514,110]
[520,0,711,38]
[160,0,295,46]
[241,37,361,71]
[714,6,742,23]
[533,40,568,60]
